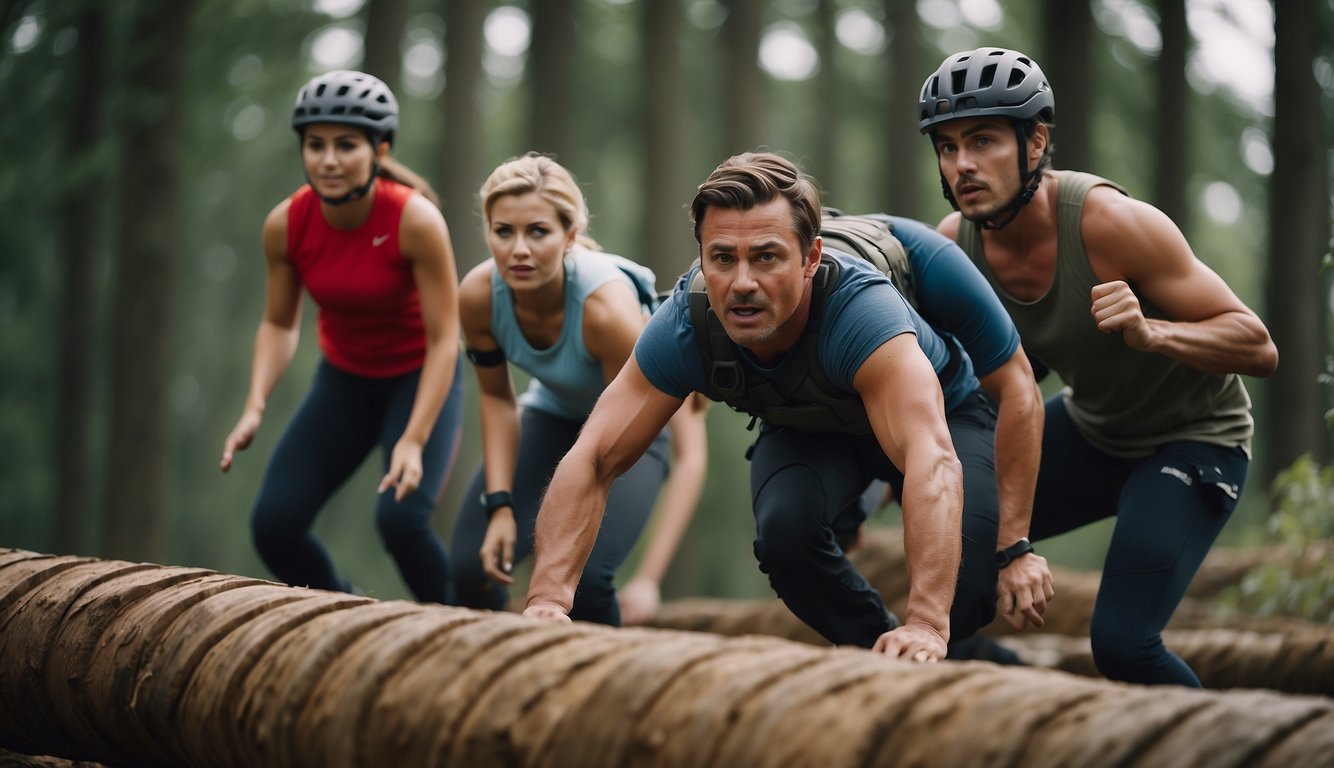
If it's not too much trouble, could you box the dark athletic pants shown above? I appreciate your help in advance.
[748,391,1001,648]
[1030,396,1246,687]
[250,358,464,604]
[451,407,670,626]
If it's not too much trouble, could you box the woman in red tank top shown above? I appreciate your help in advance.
[218,71,465,604]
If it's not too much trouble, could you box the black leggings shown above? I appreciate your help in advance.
[250,358,464,603]
[450,407,670,625]
[747,392,1001,648]
[1030,396,1246,686]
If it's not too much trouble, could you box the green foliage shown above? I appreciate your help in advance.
[1220,454,1334,623]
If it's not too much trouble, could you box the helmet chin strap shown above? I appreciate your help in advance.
[938,122,1044,231]
[307,162,379,206]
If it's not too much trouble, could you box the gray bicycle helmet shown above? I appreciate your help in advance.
[292,70,398,145]
[918,48,1054,230]
[917,47,1053,133]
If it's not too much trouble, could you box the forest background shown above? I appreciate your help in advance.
[1,0,1330,606]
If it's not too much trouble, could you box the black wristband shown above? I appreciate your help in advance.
[480,490,513,516]
[995,538,1035,570]
[466,346,506,367]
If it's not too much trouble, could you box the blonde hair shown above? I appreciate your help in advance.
[479,152,599,250]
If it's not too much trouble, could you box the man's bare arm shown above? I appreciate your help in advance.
[854,333,963,660]
[524,357,686,618]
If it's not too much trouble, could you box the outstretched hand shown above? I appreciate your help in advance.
[479,511,517,585]
[617,577,662,626]
[379,439,424,502]
[997,552,1055,630]
[220,410,263,473]
[871,622,948,662]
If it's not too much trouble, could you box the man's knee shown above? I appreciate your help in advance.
[1089,613,1160,680]
[752,498,825,567]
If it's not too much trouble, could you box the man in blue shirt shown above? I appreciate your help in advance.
[524,152,1049,661]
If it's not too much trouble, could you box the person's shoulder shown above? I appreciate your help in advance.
[936,211,964,240]
[261,195,295,252]
[1080,182,1178,249]
[828,249,890,286]
[460,260,496,295]
[398,188,448,232]
[264,194,294,228]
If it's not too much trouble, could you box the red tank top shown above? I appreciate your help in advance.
[286,177,425,377]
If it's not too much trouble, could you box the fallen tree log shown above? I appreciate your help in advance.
[1,548,1331,768]
[995,629,1334,693]
[656,528,1323,639]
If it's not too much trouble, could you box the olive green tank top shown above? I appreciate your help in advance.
[956,170,1253,458]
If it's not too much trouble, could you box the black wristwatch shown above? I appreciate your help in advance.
[995,538,1035,569]
[480,490,514,516]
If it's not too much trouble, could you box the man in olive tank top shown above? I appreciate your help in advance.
[917,47,1278,687]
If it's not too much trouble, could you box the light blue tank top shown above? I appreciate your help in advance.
[491,247,641,421]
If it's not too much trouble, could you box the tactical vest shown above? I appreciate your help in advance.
[687,212,917,435]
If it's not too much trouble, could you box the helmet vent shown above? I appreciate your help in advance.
[1008,69,1026,88]
[979,63,997,89]
[950,70,967,94]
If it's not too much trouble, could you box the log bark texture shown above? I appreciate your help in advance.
[1,548,1331,768]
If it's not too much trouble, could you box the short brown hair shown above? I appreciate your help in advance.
[690,152,822,255]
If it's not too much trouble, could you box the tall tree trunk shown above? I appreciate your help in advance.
[1263,0,1329,483]
[440,0,487,272]
[884,0,923,219]
[721,0,764,156]
[435,0,488,534]
[1152,0,1188,229]
[55,4,107,555]
[1042,0,1092,172]
[362,0,409,92]
[100,1,194,561]
[811,0,838,195]
[528,0,577,163]
[639,0,692,282]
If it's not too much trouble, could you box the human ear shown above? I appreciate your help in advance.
[804,236,822,276]
[1029,123,1049,163]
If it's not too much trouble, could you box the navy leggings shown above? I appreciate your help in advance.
[450,407,670,625]
[250,358,464,603]
[748,391,1000,648]
[1030,396,1246,686]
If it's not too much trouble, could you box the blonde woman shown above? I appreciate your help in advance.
[451,153,705,625]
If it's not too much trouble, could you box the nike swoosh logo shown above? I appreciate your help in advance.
[372,234,390,246]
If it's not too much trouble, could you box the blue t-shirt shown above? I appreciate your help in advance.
[636,250,980,415]
[873,214,1020,379]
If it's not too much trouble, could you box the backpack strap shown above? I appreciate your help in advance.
[689,269,745,399]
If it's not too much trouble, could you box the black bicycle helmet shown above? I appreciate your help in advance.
[292,70,399,146]
[918,48,1054,230]
[918,47,1053,132]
